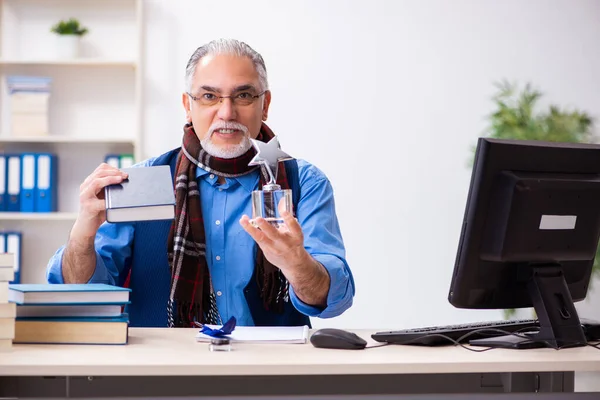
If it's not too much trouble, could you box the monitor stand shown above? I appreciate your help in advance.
[470,264,588,350]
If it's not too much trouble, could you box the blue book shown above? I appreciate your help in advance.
[8,283,130,305]
[15,314,129,322]
[104,165,175,223]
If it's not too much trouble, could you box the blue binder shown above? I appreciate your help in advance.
[6,154,20,212]
[104,154,120,168]
[0,155,6,211]
[5,231,21,284]
[20,153,36,212]
[35,153,57,212]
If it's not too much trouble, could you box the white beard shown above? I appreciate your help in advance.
[201,121,252,159]
[201,135,252,158]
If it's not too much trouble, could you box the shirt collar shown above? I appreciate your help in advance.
[195,164,260,193]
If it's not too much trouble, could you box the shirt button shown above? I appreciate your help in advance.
[216,291,222,296]
[215,220,221,225]
[209,174,215,179]
[218,188,223,192]
[215,255,221,261]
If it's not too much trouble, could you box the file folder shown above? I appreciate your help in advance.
[5,232,21,284]
[20,153,36,212]
[119,154,134,168]
[104,154,120,169]
[0,155,6,211]
[6,155,20,212]
[35,153,57,212]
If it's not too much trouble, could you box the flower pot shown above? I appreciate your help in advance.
[56,34,81,58]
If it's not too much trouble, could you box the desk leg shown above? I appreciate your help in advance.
[0,372,578,398]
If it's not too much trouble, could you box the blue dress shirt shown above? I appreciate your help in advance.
[46,156,354,325]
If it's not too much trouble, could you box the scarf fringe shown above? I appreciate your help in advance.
[168,297,220,327]
[256,255,289,313]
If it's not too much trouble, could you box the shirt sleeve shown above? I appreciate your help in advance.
[46,156,156,286]
[46,221,135,286]
[288,162,355,318]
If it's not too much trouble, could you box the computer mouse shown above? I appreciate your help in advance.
[310,328,368,350]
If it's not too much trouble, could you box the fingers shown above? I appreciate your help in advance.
[281,210,302,238]
[93,175,129,196]
[78,163,129,221]
[243,214,302,253]
[241,196,302,245]
[253,216,281,239]
[240,215,274,247]
[80,163,127,193]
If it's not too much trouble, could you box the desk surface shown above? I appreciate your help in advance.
[1,328,600,377]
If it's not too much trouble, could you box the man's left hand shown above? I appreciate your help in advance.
[239,205,311,275]
[240,201,330,308]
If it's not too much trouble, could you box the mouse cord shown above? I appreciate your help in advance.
[365,342,391,349]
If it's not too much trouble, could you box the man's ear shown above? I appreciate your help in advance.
[262,90,272,121]
[182,92,192,122]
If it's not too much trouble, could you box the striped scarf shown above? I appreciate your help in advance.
[166,122,290,327]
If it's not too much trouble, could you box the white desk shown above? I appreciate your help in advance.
[1,328,599,398]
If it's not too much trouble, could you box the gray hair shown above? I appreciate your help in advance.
[185,38,269,93]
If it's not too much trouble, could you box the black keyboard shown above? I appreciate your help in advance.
[371,319,540,346]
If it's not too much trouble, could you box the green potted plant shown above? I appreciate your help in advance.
[475,80,598,319]
[50,18,89,58]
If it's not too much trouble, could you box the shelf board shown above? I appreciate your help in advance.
[0,59,137,68]
[0,212,78,221]
[0,135,136,145]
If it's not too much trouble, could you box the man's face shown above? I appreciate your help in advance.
[182,54,271,158]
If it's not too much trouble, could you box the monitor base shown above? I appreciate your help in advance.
[471,264,588,350]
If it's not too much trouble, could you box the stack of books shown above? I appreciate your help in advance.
[6,75,52,137]
[8,283,131,345]
[0,254,17,349]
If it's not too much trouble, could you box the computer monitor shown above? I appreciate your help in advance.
[449,138,600,349]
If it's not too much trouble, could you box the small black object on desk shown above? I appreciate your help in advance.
[310,328,367,350]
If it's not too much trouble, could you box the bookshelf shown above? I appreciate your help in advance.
[0,59,137,68]
[0,212,78,221]
[0,0,144,284]
[0,136,136,145]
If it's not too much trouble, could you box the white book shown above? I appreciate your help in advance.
[0,267,14,283]
[0,253,14,268]
[0,303,16,318]
[0,282,7,303]
[195,325,309,344]
[0,317,15,340]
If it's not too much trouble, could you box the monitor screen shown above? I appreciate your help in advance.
[449,138,600,349]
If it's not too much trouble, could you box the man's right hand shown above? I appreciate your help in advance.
[71,163,129,241]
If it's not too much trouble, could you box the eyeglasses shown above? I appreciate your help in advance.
[187,90,266,107]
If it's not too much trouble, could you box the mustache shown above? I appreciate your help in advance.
[207,121,249,136]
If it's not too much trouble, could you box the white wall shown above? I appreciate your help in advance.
[142,0,600,330]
